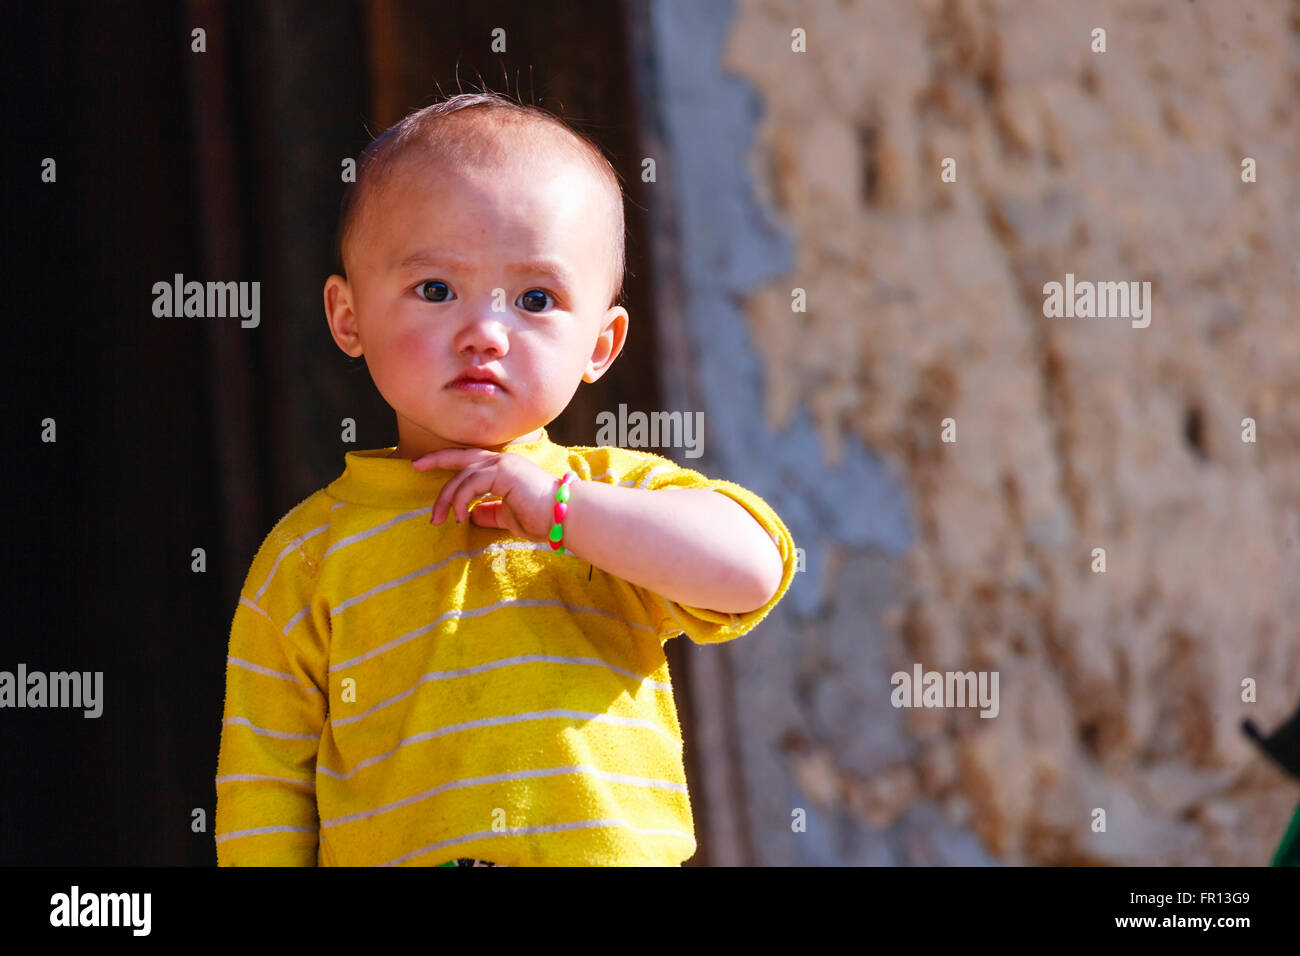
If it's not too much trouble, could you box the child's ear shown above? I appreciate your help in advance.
[324,274,364,358]
[583,306,628,383]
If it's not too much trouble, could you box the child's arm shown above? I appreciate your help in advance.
[417,448,789,617]
[215,591,326,866]
[559,482,785,615]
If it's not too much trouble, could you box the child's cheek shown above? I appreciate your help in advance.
[393,324,443,369]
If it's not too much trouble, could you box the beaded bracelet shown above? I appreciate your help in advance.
[548,471,577,554]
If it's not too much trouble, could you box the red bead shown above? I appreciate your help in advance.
[548,538,563,551]
[553,501,568,523]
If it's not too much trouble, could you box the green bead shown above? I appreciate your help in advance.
[556,484,570,503]
[549,523,563,542]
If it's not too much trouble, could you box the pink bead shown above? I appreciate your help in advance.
[553,501,568,523]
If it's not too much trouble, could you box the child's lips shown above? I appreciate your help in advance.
[448,380,503,395]
[447,372,506,395]
[447,367,506,393]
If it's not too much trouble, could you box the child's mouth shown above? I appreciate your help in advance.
[448,380,503,395]
[447,365,506,394]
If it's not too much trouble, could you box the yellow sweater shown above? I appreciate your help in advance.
[215,429,796,866]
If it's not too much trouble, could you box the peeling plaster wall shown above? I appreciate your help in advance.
[648,0,1300,864]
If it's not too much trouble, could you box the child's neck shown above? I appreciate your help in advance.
[386,427,545,459]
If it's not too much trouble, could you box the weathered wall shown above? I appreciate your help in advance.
[646,0,1300,864]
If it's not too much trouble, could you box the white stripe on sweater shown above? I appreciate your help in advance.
[322,506,428,557]
[328,598,657,672]
[222,717,318,741]
[320,764,687,829]
[238,595,274,623]
[253,522,329,602]
[227,656,321,695]
[215,825,317,845]
[331,654,670,727]
[327,540,549,619]
[316,709,679,781]
[636,463,677,489]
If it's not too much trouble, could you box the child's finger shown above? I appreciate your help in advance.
[468,500,506,530]
[412,447,491,471]
[413,450,493,476]
[431,468,472,523]
[445,465,498,523]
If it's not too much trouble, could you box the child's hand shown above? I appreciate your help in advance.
[412,447,559,542]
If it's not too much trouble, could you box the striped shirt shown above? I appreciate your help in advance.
[215,428,796,866]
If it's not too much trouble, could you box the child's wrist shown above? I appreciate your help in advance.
[545,471,577,554]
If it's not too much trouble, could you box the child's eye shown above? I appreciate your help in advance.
[517,289,554,312]
[416,280,452,302]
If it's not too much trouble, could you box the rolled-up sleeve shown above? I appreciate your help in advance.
[632,459,797,645]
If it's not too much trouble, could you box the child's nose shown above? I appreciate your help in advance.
[454,309,510,356]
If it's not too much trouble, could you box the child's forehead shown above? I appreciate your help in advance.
[386,139,590,197]
[369,150,607,238]
[362,168,601,269]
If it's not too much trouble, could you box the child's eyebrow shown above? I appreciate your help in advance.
[394,250,575,289]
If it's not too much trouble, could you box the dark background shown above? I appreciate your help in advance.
[1,0,705,865]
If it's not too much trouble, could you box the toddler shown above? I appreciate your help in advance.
[215,92,797,866]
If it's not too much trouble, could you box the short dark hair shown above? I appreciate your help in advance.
[335,92,626,309]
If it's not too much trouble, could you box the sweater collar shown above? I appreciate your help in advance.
[326,427,562,510]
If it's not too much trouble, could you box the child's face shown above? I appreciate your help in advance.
[324,149,627,456]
